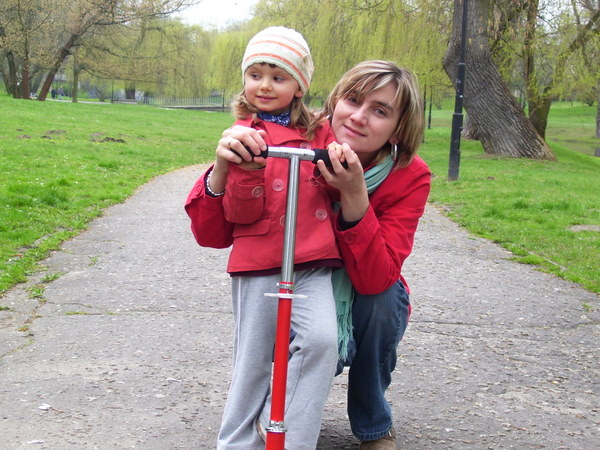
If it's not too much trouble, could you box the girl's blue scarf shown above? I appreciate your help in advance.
[257,110,291,127]
[334,154,394,360]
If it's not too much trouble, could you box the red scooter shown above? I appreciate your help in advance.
[246,146,338,450]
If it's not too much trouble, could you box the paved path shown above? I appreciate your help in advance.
[1,165,598,449]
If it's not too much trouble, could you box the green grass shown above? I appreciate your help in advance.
[420,108,600,293]
[545,103,599,157]
[426,101,598,156]
[0,94,228,294]
[0,94,598,297]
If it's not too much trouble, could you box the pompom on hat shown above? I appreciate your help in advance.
[241,26,314,93]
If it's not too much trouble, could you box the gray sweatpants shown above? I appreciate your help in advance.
[216,268,338,450]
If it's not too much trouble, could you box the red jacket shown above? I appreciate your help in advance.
[185,117,340,274]
[329,156,431,295]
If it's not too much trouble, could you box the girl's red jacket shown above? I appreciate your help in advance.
[184,117,341,274]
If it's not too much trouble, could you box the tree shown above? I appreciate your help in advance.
[0,0,193,101]
[0,22,19,97]
[37,1,195,101]
[0,0,57,99]
[523,0,600,138]
[443,0,555,160]
[249,0,451,102]
[207,29,250,96]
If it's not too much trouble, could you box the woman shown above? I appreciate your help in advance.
[186,60,431,449]
[313,60,431,449]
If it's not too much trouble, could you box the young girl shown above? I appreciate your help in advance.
[185,27,341,449]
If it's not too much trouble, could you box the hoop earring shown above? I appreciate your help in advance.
[391,143,398,161]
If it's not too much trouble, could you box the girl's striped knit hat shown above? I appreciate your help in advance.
[241,26,314,93]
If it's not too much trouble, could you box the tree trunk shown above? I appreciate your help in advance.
[125,87,136,100]
[72,60,80,103]
[5,51,19,98]
[594,46,599,141]
[0,25,18,97]
[38,33,79,101]
[0,66,10,94]
[462,114,481,140]
[20,61,31,99]
[526,5,600,139]
[596,94,600,139]
[443,0,555,160]
[528,96,551,139]
[523,0,548,138]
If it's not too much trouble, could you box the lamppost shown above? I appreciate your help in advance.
[448,0,468,181]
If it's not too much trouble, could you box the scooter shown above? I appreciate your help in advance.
[243,146,338,450]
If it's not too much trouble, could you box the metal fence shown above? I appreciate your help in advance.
[140,95,231,111]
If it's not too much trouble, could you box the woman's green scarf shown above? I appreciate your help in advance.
[334,155,394,360]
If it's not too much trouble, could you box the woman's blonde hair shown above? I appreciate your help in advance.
[319,60,424,169]
[231,63,321,140]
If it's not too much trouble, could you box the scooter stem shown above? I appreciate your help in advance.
[265,155,301,450]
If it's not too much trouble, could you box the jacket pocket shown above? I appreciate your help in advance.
[232,218,271,238]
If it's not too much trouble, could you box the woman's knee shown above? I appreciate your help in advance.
[356,281,408,317]
[352,281,410,344]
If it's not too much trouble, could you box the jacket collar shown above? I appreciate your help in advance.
[237,116,306,146]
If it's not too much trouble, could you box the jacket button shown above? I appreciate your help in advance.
[251,186,264,198]
[315,209,328,221]
[272,179,285,191]
[344,233,357,244]
[279,215,286,227]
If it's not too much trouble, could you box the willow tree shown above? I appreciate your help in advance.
[557,19,599,139]
[397,0,454,105]
[69,22,141,100]
[0,0,57,99]
[307,1,360,96]
[207,29,252,97]
[115,18,214,99]
[30,0,192,101]
[247,0,449,103]
[66,18,154,100]
[523,0,600,138]
[249,0,356,97]
[173,25,216,97]
[443,0,555,159]
[468,0,599,140]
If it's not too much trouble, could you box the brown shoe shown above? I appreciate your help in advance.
[255,418,266,442]
[358,427,396,449]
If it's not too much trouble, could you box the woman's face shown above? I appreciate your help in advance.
[331,83,400,166]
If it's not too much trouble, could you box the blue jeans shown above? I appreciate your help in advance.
[337,280,410,441]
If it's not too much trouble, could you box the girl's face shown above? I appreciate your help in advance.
[331,83,401,166]
[244,63,303,115]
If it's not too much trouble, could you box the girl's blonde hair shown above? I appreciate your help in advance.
[319,60,424,169]
[231,64,321,140]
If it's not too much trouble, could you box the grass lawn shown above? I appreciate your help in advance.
[421,102,599,294]
[545,103,599,157]
[0,94,599,297]
[0,95,228,293]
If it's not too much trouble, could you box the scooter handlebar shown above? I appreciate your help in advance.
[232,145,348,168]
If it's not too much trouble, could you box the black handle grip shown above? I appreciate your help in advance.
[230,147,268,160]
[311,149,349,168]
